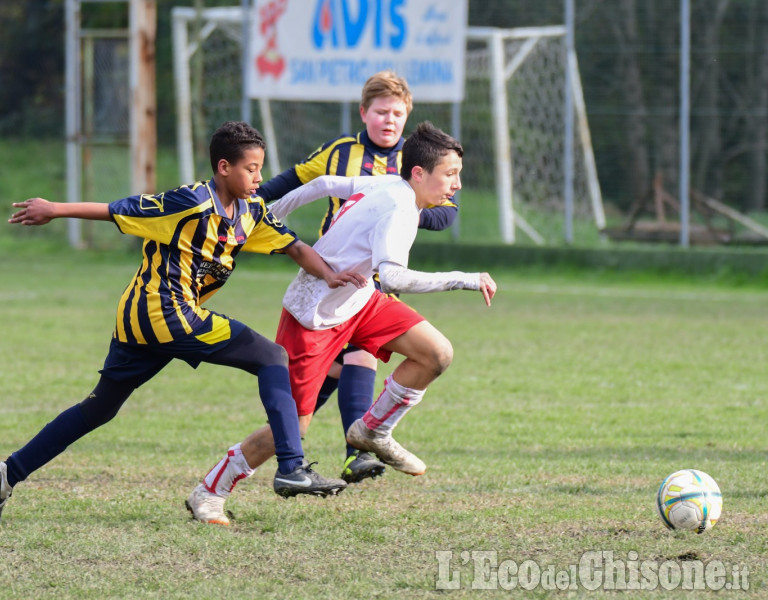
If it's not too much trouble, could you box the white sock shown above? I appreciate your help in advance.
[202,443,255,497]
[362,375,425,435]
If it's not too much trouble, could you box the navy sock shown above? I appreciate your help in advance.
[338,365,376,457]
[258,365,304,474]
[5,404,93,487]
[313,375,339,414]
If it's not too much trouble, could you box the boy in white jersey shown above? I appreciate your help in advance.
[187,122,496,524]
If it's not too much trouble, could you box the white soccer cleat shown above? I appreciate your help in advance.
[346,419,426,476]
[185,484,230,526]
[0,462,11,521]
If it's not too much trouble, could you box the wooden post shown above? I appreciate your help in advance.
[130,0,157,195]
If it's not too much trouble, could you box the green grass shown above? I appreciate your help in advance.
[1,243,767,598]
[1,137,608,249]
[1,139,180,252]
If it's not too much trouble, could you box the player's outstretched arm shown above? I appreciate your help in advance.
[9,198,111,226]
[377,262,498,306]
[419,203,458,231]
[285,241,366,289]
[268,176,357,221]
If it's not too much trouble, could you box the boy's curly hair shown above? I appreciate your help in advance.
[209,121,266,173]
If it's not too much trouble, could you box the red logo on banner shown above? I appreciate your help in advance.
[256,0,288,78]
[320,0,332,34]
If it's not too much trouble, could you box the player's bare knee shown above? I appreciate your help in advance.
[344,349,378,370]
[429,338,453,376]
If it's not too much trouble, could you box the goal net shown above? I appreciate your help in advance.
[172,6,604,245]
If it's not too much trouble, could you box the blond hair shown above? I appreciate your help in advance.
[360,70,413,114]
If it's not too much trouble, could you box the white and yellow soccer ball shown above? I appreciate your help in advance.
[656,469,722,534]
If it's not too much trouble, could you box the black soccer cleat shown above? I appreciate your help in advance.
[341,450,386,483]
[273,460,348,498]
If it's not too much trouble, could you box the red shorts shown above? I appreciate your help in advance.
[275,291,425,416]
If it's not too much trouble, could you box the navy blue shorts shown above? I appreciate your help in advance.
[100,314,248,386]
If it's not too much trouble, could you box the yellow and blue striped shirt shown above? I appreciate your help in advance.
[108,179,296,345]
[257,130,458,235]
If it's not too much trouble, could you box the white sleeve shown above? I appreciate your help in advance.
[378,261,481,295]
[267,176,357,221]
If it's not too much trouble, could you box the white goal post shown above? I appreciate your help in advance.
[172,6,604,245]
[466,26,605,243]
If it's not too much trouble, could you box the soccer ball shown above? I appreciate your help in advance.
[656,469,722,534]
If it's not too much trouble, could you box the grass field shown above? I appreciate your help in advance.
[2,137,613,250]
[0,240,766,598]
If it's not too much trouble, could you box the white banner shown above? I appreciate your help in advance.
[249,0,467,102]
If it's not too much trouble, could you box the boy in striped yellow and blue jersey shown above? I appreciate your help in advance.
[257,71,458,235]
[256,71,459,485]
[108,178,299,347]
[2,121,365,525]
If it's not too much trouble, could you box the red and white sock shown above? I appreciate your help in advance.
[202,443,255,497]
[362,375,425,435]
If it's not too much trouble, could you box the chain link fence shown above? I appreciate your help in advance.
[3,0,767,248]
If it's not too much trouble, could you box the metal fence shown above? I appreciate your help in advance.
[3,0,767,248]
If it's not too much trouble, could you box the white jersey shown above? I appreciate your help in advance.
[280,176,418,329]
